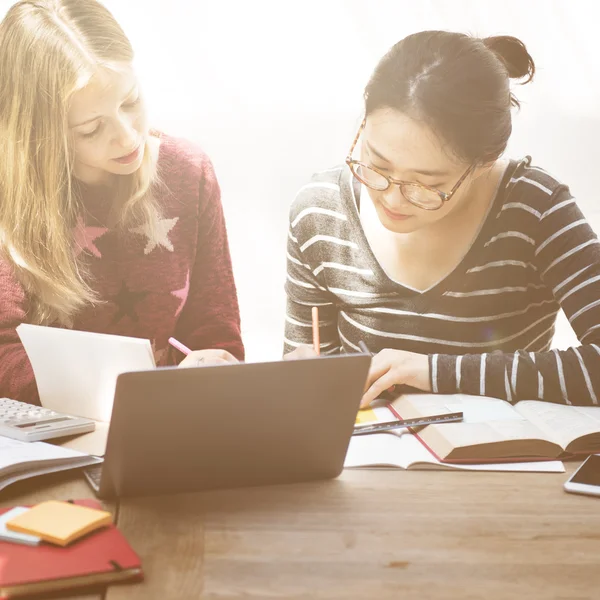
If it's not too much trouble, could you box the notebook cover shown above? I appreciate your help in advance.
[0,499,142,589]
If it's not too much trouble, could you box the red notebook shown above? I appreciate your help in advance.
[0,499,142,598]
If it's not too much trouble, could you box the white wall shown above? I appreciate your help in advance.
[2,0,599,358]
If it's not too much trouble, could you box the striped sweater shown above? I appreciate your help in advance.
[284,157,600,406]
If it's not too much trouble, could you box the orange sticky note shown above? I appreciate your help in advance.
[6,501,112,547]
[355,408,378,424]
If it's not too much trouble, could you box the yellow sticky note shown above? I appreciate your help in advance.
[6,501,112,547]
[356,408,378,424]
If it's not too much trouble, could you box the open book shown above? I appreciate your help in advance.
[0,436,102,492]
[345,405,565,472]
[388,393,600,462]
[17,324,155,423]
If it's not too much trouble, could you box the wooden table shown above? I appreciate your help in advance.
[2,464,599,599]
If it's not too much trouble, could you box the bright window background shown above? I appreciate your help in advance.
[2,0,599,359]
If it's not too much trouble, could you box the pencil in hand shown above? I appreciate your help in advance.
[311,306,320,356]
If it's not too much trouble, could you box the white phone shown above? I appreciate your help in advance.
[564,454,600,497]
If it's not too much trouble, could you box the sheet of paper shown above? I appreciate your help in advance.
[17,324,155,422]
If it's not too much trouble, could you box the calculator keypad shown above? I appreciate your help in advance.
[0,397,95,442]
[0,398,61,426]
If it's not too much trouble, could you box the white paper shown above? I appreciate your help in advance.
[344,432,564,472]
[17,324,155,422]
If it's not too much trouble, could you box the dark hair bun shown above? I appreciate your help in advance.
[483,35,535,83]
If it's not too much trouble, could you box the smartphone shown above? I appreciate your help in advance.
[564,454,600,497]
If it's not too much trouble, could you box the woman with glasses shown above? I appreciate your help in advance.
[284,31,600,407]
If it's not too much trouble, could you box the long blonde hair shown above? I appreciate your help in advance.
[0,0,159,326]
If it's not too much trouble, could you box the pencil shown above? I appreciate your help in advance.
[311,306,320,355]
[358,340,372,355]
[168,337,192,356]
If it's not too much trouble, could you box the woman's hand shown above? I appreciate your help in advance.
[178,349,239,368]
[360,349,431,408]
[283,345,319,361]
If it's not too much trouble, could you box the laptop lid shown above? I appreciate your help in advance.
[99,354,370,498]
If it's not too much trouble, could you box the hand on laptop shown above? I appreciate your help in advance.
[283,345,319,361]
[178,349,239,368]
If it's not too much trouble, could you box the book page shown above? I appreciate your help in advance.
[17,324,155,422]
[344,431,431,468]
[392,394,559,460]
[515,401,600,451]
[0,436,88,471]
[0,459,102,493]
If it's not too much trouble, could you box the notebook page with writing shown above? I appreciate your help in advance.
[17,324,155,422]
[515,402,600,454]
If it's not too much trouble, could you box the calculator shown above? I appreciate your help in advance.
[0,398,95,442]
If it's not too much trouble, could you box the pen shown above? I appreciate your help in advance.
[168,337,192,356]
[352,411,464,435]
[311,306,320,356]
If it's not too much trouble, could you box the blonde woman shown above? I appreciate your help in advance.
[0,0,244,404]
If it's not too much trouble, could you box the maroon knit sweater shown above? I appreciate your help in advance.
[0,132,244,404]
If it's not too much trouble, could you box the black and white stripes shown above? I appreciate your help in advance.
[284,160,600,406]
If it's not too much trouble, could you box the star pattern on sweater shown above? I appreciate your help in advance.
[74,216,108,258]
[171,270,190,317]
[131,213,179,255]
[111,282,148,324]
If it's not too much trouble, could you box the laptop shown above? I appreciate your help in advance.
[84,354,371,498]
